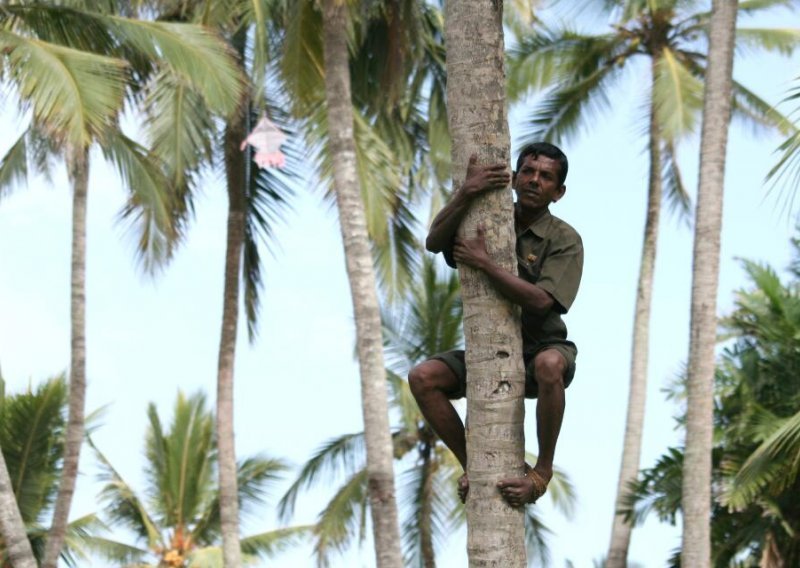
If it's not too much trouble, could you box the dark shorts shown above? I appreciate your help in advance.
[432,341,577,399]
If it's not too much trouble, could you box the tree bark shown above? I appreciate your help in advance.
[606,58,663,568]
[0,450,37,568]
[420,435,436,568]
[682,2,738,567]
[445,1,526,566]
[42,146,89,568]
[217,96,248,568]
[321,2,403,567]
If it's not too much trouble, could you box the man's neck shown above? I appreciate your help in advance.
[515,205,548,229]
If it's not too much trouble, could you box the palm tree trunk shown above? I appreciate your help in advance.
[217,102,248,568]
[682,2,738,566]
[606,59,664,568]
[0,451,36,568]
[419,436,435,568]
[321,2,403,567]
[42,146,89,568]
[445,1,526,566]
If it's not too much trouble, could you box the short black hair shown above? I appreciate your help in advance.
[515,142,569,186]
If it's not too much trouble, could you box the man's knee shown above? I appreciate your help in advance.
[408,360,455,398]
[533,349,567,389]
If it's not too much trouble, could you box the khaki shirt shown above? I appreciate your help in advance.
[444,207,583,349]
[515,208,583,348]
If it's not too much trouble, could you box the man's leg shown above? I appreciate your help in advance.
[408,359,467,469]
[498,348,566,507]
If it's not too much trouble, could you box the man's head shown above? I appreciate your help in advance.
[513,142,569,211]
[515,142,568,185]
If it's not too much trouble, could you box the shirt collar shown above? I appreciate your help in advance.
[515,205,552,238]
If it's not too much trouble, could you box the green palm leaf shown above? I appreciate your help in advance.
[738,0,797,15]
[277,432,366,522]
[0,31,127,146]
[653,47,704,141]
[724,410,800,509]
[0,375,67,524]
[313,468,369,567]
[661,139,691,221]
[103,16,245,114]
[239,525,313,559]
[735,28,800,56]
[101,129,177,270]
[0,129,29,200]
[242,108,298,341]
[91,437,163,549]
[141,69,215,232]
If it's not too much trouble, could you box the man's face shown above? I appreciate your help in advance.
[513,154,566,211]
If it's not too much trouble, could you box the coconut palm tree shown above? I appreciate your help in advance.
[624,247,800,567]
[505,3,799,564]
[442,0,526,564]
[128,1,450,563]
[0,6,245,565]
[682,1,738,565]
[92,390,308,567]
[0,374,141,567]
[278,258,576,567]
[316,2,404,563]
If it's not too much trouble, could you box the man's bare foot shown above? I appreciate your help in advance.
[497,466,551,508]
[458,473,469,503]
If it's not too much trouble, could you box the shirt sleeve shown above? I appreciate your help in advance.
[536,232,583,314]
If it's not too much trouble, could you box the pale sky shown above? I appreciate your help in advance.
[1,5,799,567]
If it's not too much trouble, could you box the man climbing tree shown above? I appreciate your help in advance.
[408,3,583,566]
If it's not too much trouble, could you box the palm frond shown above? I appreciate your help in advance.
[101,129,177,272]
[661,139,692,223]
[141,68,215,235]
[724,410,800,509]
[1,31,127,146]
[313,469,369,568]
[620,446,684,526]
[238,0,276,106]
[242,107,299,341]
[0,375,67,524]
[517,55,624,146]
[89,436,162,549]
[735,28,800,56]
[737,0,796,15]
[278,0,325,116]
[75,535,149,566]
[102,15,245,115]
[152,391,216,529]
[523,506,553,567]
[0,129,29,201]
[507,29,622,102]
[767,127,800,211]
[59,513,146,567]
[277,432,365,522]
[239,525,312,559]
[399,458,454,567]
[653,47,703,141]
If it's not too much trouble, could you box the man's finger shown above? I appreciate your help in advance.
[469,153,478,165]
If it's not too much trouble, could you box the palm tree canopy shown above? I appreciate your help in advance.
[93,390,306,566]
[625,238,800,566]
[507,0,799,218]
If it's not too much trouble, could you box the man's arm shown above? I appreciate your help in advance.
[453,224,555,316]
[426,155,510,253]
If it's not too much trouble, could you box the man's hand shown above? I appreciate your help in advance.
[459,154,510,198]
[453,224,491,270]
